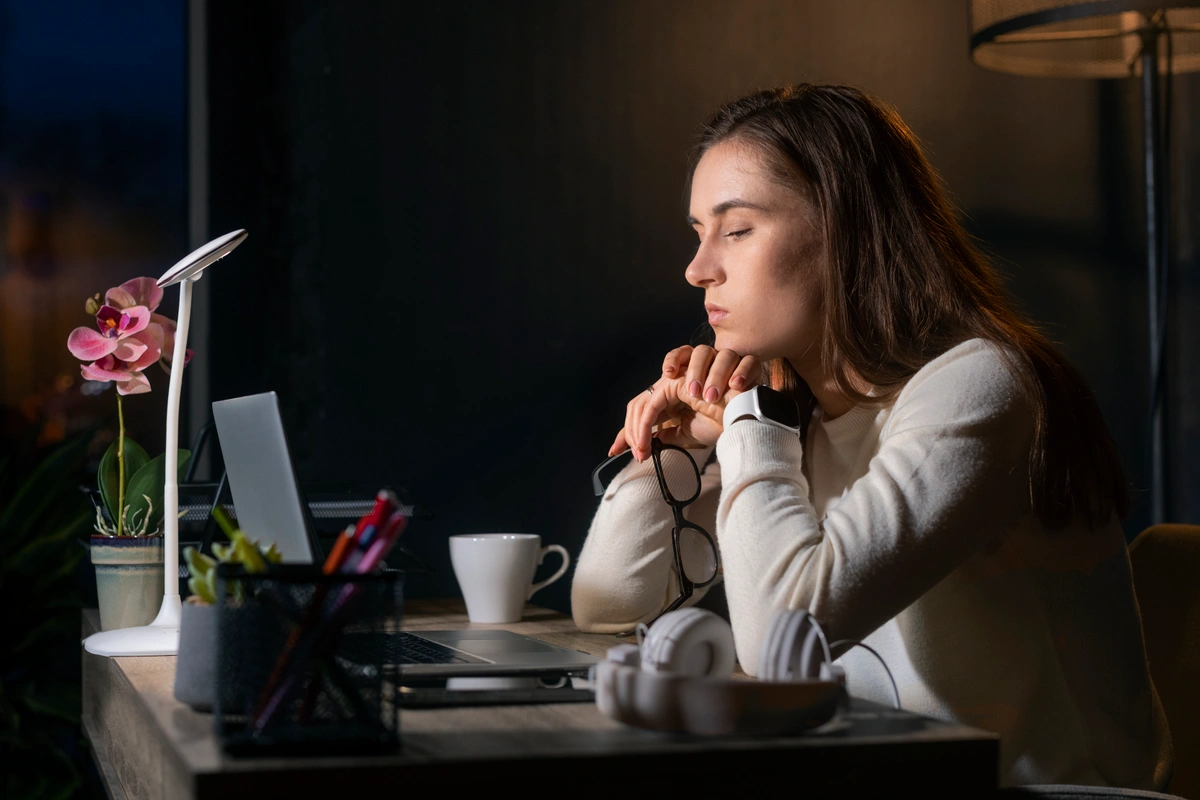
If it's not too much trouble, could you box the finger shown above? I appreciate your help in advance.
[651,417,681,434]
[655,411,701,449]
[637,387,674,457]
[703,349,742,403]
[661,345,693,379]
[624,395,644,460]
[609,428,630,457]
[655,424,686,448]
[729,354,762,392]
[623,389,660,462]
[685,345,717,400]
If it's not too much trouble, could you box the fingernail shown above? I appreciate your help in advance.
[690,380,701,398]
[705,386,718,403]
[664,365,675,374]
[733,375,745,388]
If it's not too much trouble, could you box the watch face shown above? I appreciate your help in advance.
[758,387,800,428]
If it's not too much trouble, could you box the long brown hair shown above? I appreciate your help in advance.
[690,84,1126,529]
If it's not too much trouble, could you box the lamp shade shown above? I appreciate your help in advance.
[970,1,1200,77]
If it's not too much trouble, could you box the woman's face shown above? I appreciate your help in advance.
[685,139,824,368]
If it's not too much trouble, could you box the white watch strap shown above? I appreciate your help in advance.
[722,388,761,429]
[722,386,800,433]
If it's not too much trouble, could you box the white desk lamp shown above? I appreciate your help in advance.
[83,229,248,657]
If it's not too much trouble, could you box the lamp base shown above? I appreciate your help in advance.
[83,594,182,657]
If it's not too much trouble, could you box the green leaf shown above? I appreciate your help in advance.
[232,530,267,573]
[20,682,80,725]
[124,449,190,534]
[97,437,149,523]
[0,429,92,539]
[0,690,20,733]
[0,428,92,800]
[188,569,217,605]
[210,504,237,537]
[3,510,90,573]
[183,546,216,579]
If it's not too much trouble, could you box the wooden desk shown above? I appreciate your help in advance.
[82,601,998,799]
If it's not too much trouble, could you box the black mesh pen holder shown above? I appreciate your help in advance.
[214,564,403,757]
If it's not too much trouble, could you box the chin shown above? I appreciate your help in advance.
[714,332,761,358]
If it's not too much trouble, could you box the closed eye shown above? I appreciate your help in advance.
[727,229,752,239]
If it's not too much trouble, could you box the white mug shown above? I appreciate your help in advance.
[449,533,570,623]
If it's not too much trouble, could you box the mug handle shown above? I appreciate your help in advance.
[527,544,570,599]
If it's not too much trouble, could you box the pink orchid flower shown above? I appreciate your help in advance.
[105,276,163,313]
[106,276,193,368]
[150,312,193,368]
[66,277,177,395]
[66,304,153,364]
[80,350,159,395]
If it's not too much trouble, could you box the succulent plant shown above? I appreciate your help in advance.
[183,506,282,604]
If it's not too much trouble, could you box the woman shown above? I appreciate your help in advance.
[571,84,1171,789]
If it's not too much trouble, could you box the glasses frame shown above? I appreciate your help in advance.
[590,438,719,631]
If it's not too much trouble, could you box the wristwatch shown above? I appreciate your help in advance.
[722,385,802,434]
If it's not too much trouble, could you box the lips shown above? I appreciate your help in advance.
[705,304,728,326]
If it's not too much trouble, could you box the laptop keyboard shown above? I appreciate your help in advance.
[341,632,490,665]
[391,632,489,665]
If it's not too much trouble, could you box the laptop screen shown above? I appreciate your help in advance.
[211,392,320,563]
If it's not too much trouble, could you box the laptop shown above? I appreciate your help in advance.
[211,392,599,677]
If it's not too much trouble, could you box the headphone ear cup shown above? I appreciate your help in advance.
[761,609,826,681]
[757,609,792,681]
[793,613,825,680]
[641,608,735,678]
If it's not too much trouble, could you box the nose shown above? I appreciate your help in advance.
[685,240,722,288]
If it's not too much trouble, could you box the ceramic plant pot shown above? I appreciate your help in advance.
[174,601,217,711]
[91,535,164,631]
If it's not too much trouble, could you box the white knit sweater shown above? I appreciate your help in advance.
[572,338,1172,789]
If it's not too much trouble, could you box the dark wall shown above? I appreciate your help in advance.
[206,0,1200,613]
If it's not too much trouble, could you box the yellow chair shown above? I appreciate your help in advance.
[1130,524,1200,800]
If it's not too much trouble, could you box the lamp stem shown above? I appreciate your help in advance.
[1140,25,1167,525]
[163,278,193,596]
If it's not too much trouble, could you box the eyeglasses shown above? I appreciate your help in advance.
[591,438,719,632]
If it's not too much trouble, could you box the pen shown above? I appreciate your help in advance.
[251,492,407,729]
[322,524,356,574]
[253,510,409,731]
[357,490,397,538]
[253,493,398,716]
[357,512,408,573]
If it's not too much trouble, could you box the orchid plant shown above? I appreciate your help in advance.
[67,278,194,537]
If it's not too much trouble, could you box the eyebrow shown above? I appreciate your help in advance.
[686,198,770,226]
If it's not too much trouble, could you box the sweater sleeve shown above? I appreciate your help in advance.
[571,446,721,633]
[715,342,1034,674]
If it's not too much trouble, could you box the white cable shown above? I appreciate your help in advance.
[831,639,901,710]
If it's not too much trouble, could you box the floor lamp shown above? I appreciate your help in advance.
[83,229,248,657]
[969,2,1200,525]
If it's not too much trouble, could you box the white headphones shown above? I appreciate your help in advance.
[638,607,737,677]
[592,607,848,735]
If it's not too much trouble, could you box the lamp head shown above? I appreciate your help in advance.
[969,2,1200,78]
[156,229,248,287]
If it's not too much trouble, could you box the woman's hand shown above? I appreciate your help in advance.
[609,345,762,462]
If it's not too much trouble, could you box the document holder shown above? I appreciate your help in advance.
[214,564,403,756]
